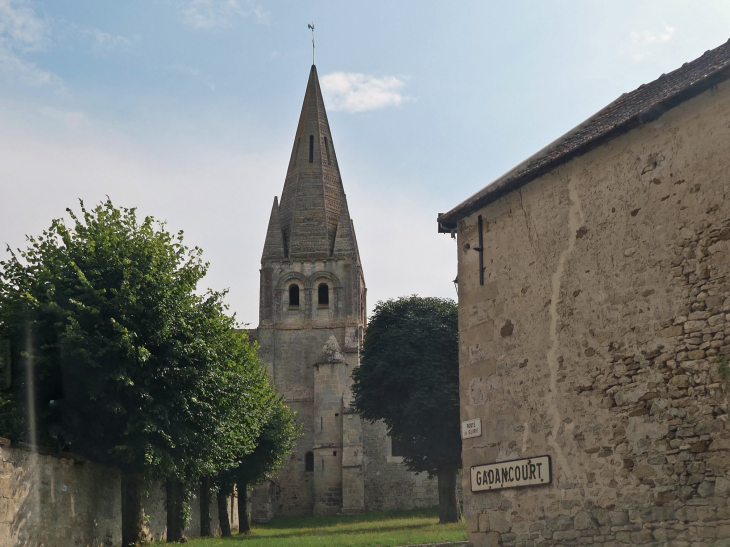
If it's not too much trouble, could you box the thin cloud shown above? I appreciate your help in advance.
[623,24,676,61]
[320,72,409,114]
[0,0,45,50]
[66,23,136,54]
[247,2,270,24]
[87,29,134,50]
[0,0,57,85]
[172,63,216,91]
[180,0,269,30]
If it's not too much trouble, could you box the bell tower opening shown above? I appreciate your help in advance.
[289,284,300,307]
[318,283,329,306]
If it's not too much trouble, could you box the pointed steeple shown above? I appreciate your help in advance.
[262,197,285,261]
[274,65,358,260]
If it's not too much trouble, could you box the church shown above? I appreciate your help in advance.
[249,64,441,519]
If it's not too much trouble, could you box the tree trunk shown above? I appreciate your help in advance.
[121,471,145,547]
[199,477,212,537]
[437,466,461,523]
[237,482,251,534]
[166,479,186,542]
[217,489,232,537]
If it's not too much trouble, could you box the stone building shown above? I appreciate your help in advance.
[438,41,730,545]
[251,65,440,519]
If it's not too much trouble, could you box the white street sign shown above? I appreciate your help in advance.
[471,455,552,492]
[461,418,482,439]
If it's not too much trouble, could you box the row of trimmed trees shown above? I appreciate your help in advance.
[0,200,300,545]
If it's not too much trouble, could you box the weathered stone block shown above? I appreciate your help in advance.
[675,506,697,522]
[642,506,676,523]
[629,529,653,543]
[547,515,573,531]
[574,511,596,530]
[697,481,716,498]
[669,375,690,389]
[684,320,708,333]
[608,511,629,526]
[553,529,580,541]
[652,527,678,541]
[470,531,503,547]
[478,512,490,532]
[696,505,717,521]
[614,384,649,406]
[714,476,730,496]
[488,511,512,534]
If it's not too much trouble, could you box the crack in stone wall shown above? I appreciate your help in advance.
[545,164,583,487]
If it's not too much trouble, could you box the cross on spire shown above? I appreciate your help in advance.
[308,22,315,65]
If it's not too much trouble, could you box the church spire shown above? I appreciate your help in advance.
[272,65,357,260]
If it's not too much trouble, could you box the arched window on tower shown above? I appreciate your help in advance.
[305,451,314,472]
[309,135,314,163]
[289,284,300,307]
[318,283,329,306]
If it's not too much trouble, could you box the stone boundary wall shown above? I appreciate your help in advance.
[363,419,443,511]
[0,438,237,546]
[0,438,121,547]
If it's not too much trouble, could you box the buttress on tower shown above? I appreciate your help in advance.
[253,65,440,519]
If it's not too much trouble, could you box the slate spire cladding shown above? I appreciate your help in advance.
[261,197,285,261]
[262,64,358,261]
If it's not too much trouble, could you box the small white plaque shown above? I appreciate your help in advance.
[471,455,552,492]
[461,418,482,439]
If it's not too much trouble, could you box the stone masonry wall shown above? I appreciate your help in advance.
[0,439,121,547]
[457,78,730,546]
[0,438,237,546]
[363,420,442,511]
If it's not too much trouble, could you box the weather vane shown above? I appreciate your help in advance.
[308,22,315,65]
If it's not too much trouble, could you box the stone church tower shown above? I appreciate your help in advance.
[255,64,367,516]
[252,65,441,520]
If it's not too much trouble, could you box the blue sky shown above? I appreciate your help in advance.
[2,0,730,325]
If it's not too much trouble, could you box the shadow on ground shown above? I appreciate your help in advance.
[228,522,436,541]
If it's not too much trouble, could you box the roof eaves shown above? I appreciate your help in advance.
[438,53,730,230]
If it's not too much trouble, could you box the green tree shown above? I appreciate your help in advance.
[236,397,300,533]
[212,396,300,535]
[0,200,274,545]
[352,296,462,523]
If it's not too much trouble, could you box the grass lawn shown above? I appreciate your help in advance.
[152,507,467,547]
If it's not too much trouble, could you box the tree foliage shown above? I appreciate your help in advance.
[235,396,300,487]
[352,296,461,475]
[352,296,461,523]
[0,199,274,481]
[215,395,300,534]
